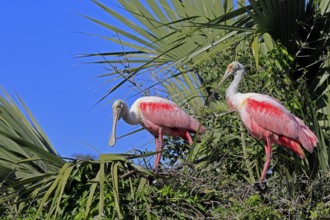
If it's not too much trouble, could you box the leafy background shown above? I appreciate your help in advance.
[1,0,329,219]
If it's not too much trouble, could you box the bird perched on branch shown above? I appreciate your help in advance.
[109,96,206,168]
[214,61,318,183]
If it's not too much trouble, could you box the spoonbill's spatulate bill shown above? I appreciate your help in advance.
[216,61,318,183]
[109,96,206,168]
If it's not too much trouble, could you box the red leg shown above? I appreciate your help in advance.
[183,131,194,145]
[154,128,164,169]
[159,128,163,148]
[154,137,160,169]
[260,137,272,184]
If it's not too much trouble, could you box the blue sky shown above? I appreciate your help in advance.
[1,1,154,160]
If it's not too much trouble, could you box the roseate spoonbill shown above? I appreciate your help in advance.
[214,61,318,183]
[109,96,206,169]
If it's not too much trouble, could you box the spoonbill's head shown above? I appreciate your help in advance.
[222,61,245,80]
[217,61,245,87]
[109,100,127,147]
[208,61,245,102]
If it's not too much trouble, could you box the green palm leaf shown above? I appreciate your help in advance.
[0,89,63,184]
[83,0,253,101]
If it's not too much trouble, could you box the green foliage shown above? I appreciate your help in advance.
[0,81,329,218]
[1,154,154,219]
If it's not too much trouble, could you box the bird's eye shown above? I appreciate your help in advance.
[234,65,240,71]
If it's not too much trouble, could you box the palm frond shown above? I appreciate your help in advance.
[83,0,253,101]
[0,88,64,186]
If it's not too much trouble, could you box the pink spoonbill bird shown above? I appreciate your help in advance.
[215,61,318,183]
[109,96,206,169]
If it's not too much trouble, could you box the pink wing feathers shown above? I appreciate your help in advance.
[293,115,318,152]
[139,101,205,133]
[243,95,317,153]
[245,97,300,138]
